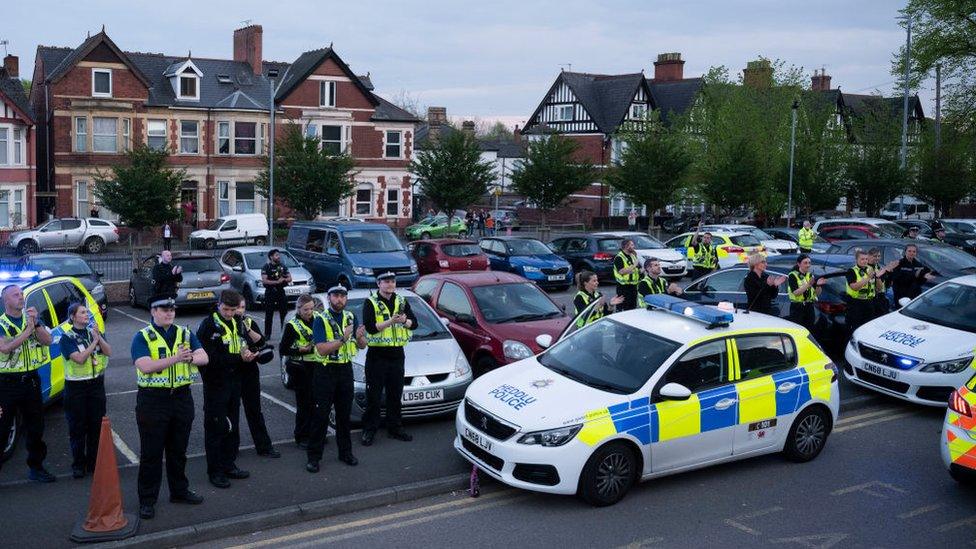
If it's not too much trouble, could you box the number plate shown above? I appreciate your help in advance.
[186,291,214,300]
[861,362,898,380]
[547,275,563,281]
[401,388,443,404]
[463,427,493,452]
[285,286,303,296]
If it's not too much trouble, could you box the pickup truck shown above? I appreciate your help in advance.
[7,217,120,254]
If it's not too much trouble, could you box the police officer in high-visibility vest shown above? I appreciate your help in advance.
[637,258,683,307]
[613,238,640,311]
[235,301,279,458]
[689,223,718,280]
[868,247,899,317]
[786,254,826,332]
[0,284,54,482]
[573,271,624,328]
[57,302,112,479]
[844,251,892,335]
[361,272,417,446]
[797,220,816,254]
[306,286,367,473]
[279,294,318,449]
[131,295,208,520]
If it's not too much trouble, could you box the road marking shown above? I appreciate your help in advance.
[111,308,146,323]
[835,408,898,426]
[898,503,944,519]
[111,428,139,464]
[770,533,849,549]
[615,537,664,549]
[725,506,784,536]
[834,411,917,433]
[260,391,297,413]
[831,481,907,498]
[937,515,976,532]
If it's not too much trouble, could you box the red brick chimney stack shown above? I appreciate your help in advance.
[3,55,18,78]
[653,52,684,82]
[233,25,263,76]
[811,68,832,91]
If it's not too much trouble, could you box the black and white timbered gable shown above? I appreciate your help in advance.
[523,72,652,136]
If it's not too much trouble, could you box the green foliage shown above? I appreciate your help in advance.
[842,106,909,215]
[787,93,848,215]
[409,131,496,222]
[912,125,976,216]
[20,79,30,96]
[479,121,514,142]
[510,133,594,227]
[254,123,357,221]
[93,146,183,229]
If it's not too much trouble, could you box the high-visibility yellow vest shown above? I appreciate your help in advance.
[691,241,717,270]
[637,275,667,305]
[613,251,640,285]
[317,310,359,364]
[287,317,320,363]
[846,266,875,300]
[61,323,108,380]
[136,324,197,388]
[366,294,411,347]
[212,313,243,354]
[788,271,817,303]
[0,313,47,373]
[797,228,815,250]
[574,290,605,328]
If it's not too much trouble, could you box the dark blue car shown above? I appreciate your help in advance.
[479,236,574,290]
[766,253,854,271]
[547,234,621,281]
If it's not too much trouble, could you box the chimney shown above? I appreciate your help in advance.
[3,55,18,79]
[513,125,521,144]
[742,59,773,88]
[653,52,684,82]
[461,120,476,134]
[233,24,263,76]
[427,106,447,126]
[811,68,832,91]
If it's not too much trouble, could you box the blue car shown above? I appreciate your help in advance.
[286,221,419,289]
[478,236,573,290]
[765,253,855,271]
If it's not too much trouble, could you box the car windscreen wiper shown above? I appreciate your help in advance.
[499,313,545,323]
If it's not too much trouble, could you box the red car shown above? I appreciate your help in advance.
[818,225,881,243]
[412,271,571,375]
[409,239,490,275]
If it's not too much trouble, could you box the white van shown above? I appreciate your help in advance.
[881,196,934,220]
[189,214,269,249]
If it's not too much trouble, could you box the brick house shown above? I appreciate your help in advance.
[29,25,419,230]
[0,54,36,230]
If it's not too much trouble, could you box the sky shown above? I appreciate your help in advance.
[3,0,925,128]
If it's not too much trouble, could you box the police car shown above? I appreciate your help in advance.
[942,373,976,484]
[455,295,840,505]
[1,271,105,463]
[844,275,976,406]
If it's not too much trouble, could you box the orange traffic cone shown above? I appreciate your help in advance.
[70,417,139,543]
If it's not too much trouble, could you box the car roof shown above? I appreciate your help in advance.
[419,271,527,286]
[311,289,421,301]
[820,225,876,230]
[610,306,805,345]
[481,236,542,241]
[703,224,756,229]
[171,252,219,260]
[945,275,976,287]
[20,252,85,259]
[675,231,752,238]
[817,217,893,224]
[412,238,478,245]
[224,246,294,254]
[293,221,390,231]
[591,231,647,237]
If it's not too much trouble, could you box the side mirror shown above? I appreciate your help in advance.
[659,382,692,400]
[456,313,476,325]
[95,271,104,278]
[535,334,553,349]
[440,317,451,327]
[898,297,911,308]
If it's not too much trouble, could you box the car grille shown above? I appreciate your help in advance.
[461,438,504,471]
[541,267,569,276]
[404,374,450,385]
[376,266,414,276]
[915,386,956,404]
[855,368,910,394]
[464,399,517,440]
[858,343,918,370]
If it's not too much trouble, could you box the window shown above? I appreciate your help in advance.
[321,125,342,155]
[234,122,257,155]
[147,120,167,151]
[325,231,340,254]
[385,131,402,158]
[413,279,438,301]
[180,121,199,154]
[121,119,131,151]
[218,181,230,216]
[690,269,746,293]
[259,123,267,154]
[92,69,112,97]
[12,190,23,227]
[178,75,198,100]
[556,105,573,121]
[10,128,23,165]
[660,340,728,394]
[355,187,372,215]
[386,189,399,217]
[319,81,336,107]
[630,104,646,119]
[92,117,117,153]
[0,128,6,165]
[735,335,797,380]
[222,250,242,268]
[220,220,237,232]
[304,229,327,252]
[217,122,230,154]
[75,117,88,152]
[76,182,89,216]
[25,290,54,328]
[236,182,256,214]
[436,282,473,317]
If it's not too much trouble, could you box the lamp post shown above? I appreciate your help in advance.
[787,99,798,228]
[267,68,279,245]
[898,15,913,220]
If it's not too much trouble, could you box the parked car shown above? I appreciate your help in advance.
[218,246,314,308]
[128,252,231,308]
[765,253,855,271]
[592,231,689,279]
[405,215,468,240]
[664,231,768,269]
[812,217,904,239]
[818,225,882,243]
[941,219,976,255]
[895,219,938,238]
[412,271,571,375]
[279,289,472,423]
[286,220,418,289]
[548,234,621,281]
[7,217,119,255]
[489,209,520,231]
[881,196,934,220]
[478,236,573,290]
[189,213,269,250]
[16,253,107,315]
[409,239,489,275]
[765,227,832,253]
[703,224,798,253]
[826,239,976,292]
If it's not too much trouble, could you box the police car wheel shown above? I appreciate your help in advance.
[280,359,294,390]
[950,465,976,486]
[578,441,637,506]
[784,406,831,463]
[1,411,21,464]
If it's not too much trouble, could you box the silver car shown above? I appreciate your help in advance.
[218,246,314,308]
[128,253,231,308]
[280,289,472,423]
[8,217,120,255]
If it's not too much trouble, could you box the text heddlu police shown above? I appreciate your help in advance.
[487,384,538,410]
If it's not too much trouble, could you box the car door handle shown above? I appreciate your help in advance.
[715,398,737,410]
[777,382,797,393]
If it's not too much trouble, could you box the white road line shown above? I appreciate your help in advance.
[111,307,147,323]
[836,408,899,426]
[261,391,297,413]
[111,428,140,464]
[898,504,944,519]
[834,411,918,433]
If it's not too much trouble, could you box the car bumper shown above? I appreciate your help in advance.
[349,376,469,423]
[843,344,968,406]
[521,270,573,287]
[174,285,228,307]
[253,284,314,303]
[941,411,976,473]
[350,273,419,288]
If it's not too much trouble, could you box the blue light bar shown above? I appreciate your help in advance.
[644,294,733,328]
[0,270,48,283]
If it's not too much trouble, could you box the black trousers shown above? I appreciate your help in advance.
[136,386,193,505]
[163,237,172,251]
[239,365,273,453]
[64,376,106,471]
[615,284,638,311]
[201,368,242,476]
[788,302,817,332]
[290,360,315,443]
[363,352,405,433]
[308,363,354,461]
[873,294,890,317]
[847,298,875,336]
[264,289,288,339]
[0,371,47,472]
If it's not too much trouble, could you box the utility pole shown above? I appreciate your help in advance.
[267,68,279,245]
[787,100,798,228]
[935,62,942,147]
[898,15,912,219]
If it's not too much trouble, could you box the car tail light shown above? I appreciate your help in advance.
[113,228,119,235]
[722,246,744,254]
[485,262,491,271]
[219,273,230,284]
[817,301,846,315]
[593,252,614,261]
[438,260,450,269]
[825,362,838,382]
[949,390,973,417]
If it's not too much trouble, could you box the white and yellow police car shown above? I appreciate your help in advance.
[942,373,976,485]
[455,295,840,505]
[845,275,976,407]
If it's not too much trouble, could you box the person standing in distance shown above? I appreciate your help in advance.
[262,249,292,339]
[0,285,55,482]
[163,223,172,251]
[152,250,183,297]
[131,295,208,520]
[689,223,718,280]
[786,254,826,332]
[361,272,417,446]
[279,294,318,449]
[235,301,279,458]
[612,238,641,311]
[573,271,624,328]
[797,220,816,254]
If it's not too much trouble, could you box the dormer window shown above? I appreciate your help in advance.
[179,74,199,100]
[92,69,112,98]
[165,59,203,101]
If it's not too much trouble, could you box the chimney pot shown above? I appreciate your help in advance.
[742,59,773,88]
[3,55,19,79]
[653,52,684,82]
[811,68,832,91]
[461,120,476,134]
[427,106,447,126]
[233,24,263,76]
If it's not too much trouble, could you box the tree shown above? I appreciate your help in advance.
[479,121,514,142]
[509,133,594,228]
[608,111,694,225]
[254,123,357,221]
[843,106,909,215]
[785,93,849,216]
[913,125,975,216]
[93,145,183,229]
[409,130,496,223]
[20,79,30,96]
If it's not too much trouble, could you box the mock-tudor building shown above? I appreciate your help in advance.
[30,25,419,228]
[0,54,36,230]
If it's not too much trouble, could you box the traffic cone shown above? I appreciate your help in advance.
[69,417,139,543]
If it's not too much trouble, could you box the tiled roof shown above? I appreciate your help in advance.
[648,78,704,123]
[560,72,645,134]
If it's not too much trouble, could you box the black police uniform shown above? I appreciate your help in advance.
[152,260,183,296]
[362,286,417,441]
[744,270,779,316]
[238,316,275,455]
[262,259,290,338]
[892,257,932,304]
[869,262,892,317]
[279,315,317,447]
[0,312,52,479]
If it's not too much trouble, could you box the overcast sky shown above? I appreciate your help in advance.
[5,0,924,127]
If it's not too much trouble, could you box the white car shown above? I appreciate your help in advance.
[455,296,840,505]
[189,213,269,249]
[703,224,798,254]
[7,217,120,255]
[844,276,976,406]
[593,231,688,278]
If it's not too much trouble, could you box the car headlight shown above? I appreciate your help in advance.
[410,263,419,274]
[966,239,976,246]
[352,266,374,276]
[522,265,541,273]
[352,361,366,383]
[454,353,471,378]
[920,356,974,374]
[848,334,858,350]
[503,340,533,360]
[255,280,263,288]
[517,424,582,447]
[91,283,105,299]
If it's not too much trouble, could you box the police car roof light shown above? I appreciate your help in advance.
[643,294,733,328]
[0,270,52,282]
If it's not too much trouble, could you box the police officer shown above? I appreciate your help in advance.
[868,248,899,317]
[744,253,785,315]
[236,301,279,458]
[132,295,208,520]
[279,294,318,449]
[573,271,624,328]
[262,249,292,339]
[689,223,718,280]
[902,225,920,239]
[152,250,183,297]
[933,226,948,243]
[58,302,112,479]
[892,243,935,304]
[361,272,417,446]
[797,220,816,254]
[845,251,889,334]
[0,284,55,482]
[637,258,683,306]
[613,238,640,311]
[307,286,367,472]
[197,290,254,489]
[787,254,826,332]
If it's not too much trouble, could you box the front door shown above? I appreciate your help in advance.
[434,282,483,360]
[731,334,802,455]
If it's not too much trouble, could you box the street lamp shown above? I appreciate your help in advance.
[267,68,279,245]
[787,99,799,228]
